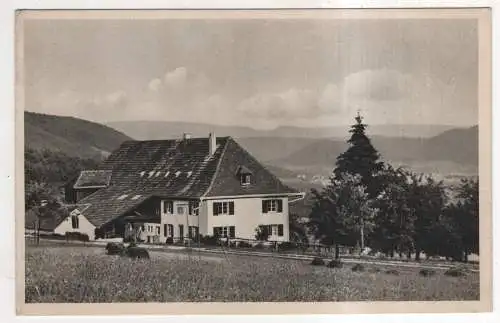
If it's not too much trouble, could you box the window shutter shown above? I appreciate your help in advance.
[188,202,192,215]
[277,199,283,213]
[278,224,284,236]
[229,202,235,215]
[213,227,217,237]
[229,226,235,238]
[213,203,219,216]
[262,200,268,213]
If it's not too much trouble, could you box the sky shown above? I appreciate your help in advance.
[23,17,478,130]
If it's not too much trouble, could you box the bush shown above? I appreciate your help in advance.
[444,266,467,277]
[327,259,343,268]
[253,242,265,249]
[419,268,436,277]
[125,247,150,260]
[278,242,297,252]
[310,257,325,266]
[385,269,400,275]
[238,241,252,248]
[127,241,138,248]
[351,264,365,272]
[65,232,90,242]
[199,235,219,246]
[165,237,174,245]
[105,242,125,255]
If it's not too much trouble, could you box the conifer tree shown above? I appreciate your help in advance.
[334,112,384,198]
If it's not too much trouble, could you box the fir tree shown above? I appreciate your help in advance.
[334,112,384,198]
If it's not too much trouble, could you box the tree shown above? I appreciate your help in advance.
[334,113,384,199]
[445,178,479,262]
[308,173,377,259]
[371,165,415,257]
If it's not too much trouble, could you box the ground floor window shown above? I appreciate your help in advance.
[188,226,199,239]
[166,224,174,237]
[259,224,284,237]
[213,226,235,238]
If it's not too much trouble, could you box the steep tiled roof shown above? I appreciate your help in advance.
[73,136,300,228]
[204,138,298,197]
[75,186,152,227]
[74,170,112,188]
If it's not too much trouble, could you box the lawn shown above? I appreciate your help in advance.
[24,243,480,303]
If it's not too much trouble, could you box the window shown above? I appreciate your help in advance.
[262,199,283,214]
[163,201,173,214]
[241,174,251,185]
[189,201,200,216]
[156,226,160,235]
[271,225,278,236]
[179,225,184,239]
[177,204,187,215]
[278,224,284,237]
[71,215,79,229]
[164,224,167,237]
[213,201,234,216]
[213,226,235,238]
[188,226,199,239]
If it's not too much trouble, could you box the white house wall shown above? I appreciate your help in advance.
[54,210,96,240]
[205,197,290,242]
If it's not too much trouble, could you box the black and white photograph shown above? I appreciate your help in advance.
[16,8,492,314]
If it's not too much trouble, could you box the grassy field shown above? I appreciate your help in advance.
[25,243,479,303]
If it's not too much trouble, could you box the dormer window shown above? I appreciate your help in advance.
[236,165,253,186]
[241,174,251,186]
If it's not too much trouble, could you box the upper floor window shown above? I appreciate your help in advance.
[262,199,283,214]
[163,200,173,214]
[213,201,234,216]
[189,201,200,216]
[177,203,188,215]
[71,215,79,229]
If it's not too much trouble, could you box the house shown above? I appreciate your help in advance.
[57,133,305,243]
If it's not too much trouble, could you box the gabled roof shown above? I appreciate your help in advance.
[74,170,112,189]
[75,186,152,227]
[73,136,299,227]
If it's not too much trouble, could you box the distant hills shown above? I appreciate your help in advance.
[107,120,457,140]
[24,112,132,159]
[24,112,479,185]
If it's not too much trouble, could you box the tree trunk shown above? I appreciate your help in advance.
[464,252,469,263]
[407,249,411,259]
[415,248,421,261]
[390,249,394,258]
[360,218,365,251]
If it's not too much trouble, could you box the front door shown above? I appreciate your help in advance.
[179,225,184,241]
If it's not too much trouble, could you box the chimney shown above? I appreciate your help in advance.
[183,133,192,140]
[209,132,217,156]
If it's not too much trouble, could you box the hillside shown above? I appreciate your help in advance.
[270,126,478,179]
[108,120,455,140]
[25,112,132,159]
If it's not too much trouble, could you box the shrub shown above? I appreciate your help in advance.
[278,242,297,252]
[65,232,90,242]
[419,269,436,277]
[199,235,219,246]
[125,247,150,260]
[238,241,252,248]
[105,242,125,255]
[310,257,325,266]
[351,264,365,272]
[253,242,265,249]
[127,241,138,248]
[444,266,467,277]
[165,237,174,245]
[327,259,343,268]
[385,269,400,275]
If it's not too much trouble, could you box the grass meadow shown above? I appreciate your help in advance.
[25,243,480,303]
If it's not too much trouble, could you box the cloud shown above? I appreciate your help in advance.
[163,67,188,88]
[343,69,413,102]
[148,78,162,92]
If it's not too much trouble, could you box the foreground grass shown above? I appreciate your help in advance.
[25,244,479,302]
